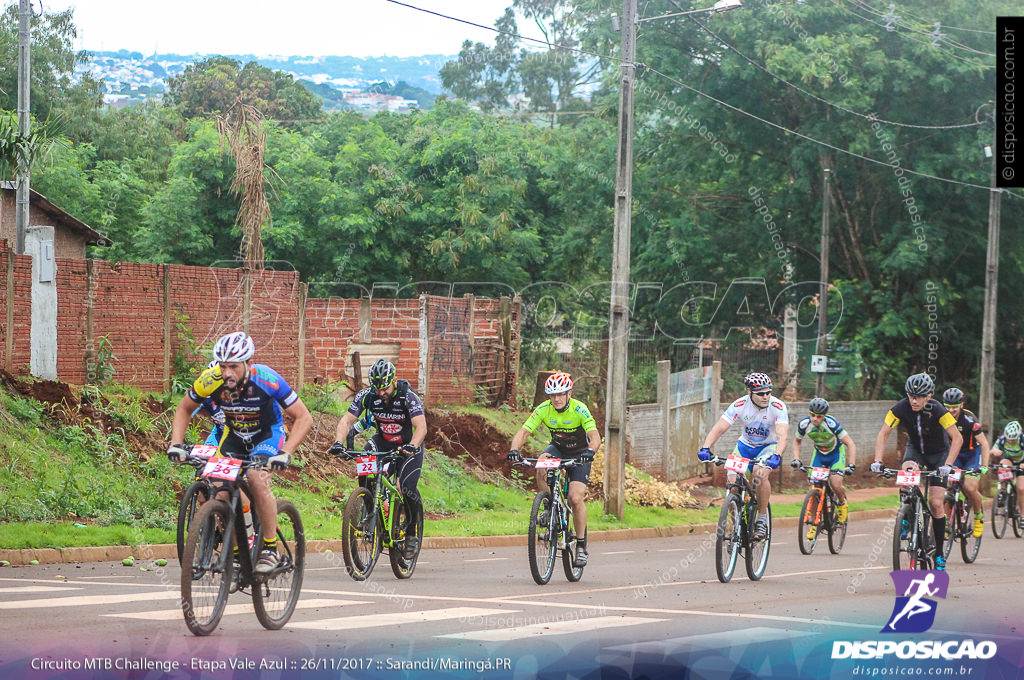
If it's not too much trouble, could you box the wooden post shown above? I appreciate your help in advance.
[162,264,172,392]
[242,267,252,334]
[83,258,95,380]
[418,295,429,396]
[658,360,671,480]
[359,296,372,343]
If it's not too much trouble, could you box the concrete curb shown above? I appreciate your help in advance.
[0,506,916,566]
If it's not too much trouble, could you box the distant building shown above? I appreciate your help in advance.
[0,183,108,258]
[342,92,418,112]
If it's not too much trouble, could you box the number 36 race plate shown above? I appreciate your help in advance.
[202,456,243,481]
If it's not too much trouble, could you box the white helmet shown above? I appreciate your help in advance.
[212,332,255,363]
[1005,421,1022,440]
[207,359,219,369]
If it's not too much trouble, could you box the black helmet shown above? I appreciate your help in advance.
[941,387,964,405]
[808,397,830,415]
[904,373,934,397]
[368,359,396,390]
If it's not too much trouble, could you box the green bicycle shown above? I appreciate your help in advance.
[334,448,423,580]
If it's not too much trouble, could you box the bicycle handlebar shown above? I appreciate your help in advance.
[512,457,585,469]
[876,467,946,479]
[329,447,405,463]
[709,455,773,469]
[796,463,846,477]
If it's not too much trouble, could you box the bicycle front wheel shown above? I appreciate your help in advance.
[1013,490,1024,538]
[176,480,212,566]
[342,487,381,581]
[253,500,305,630]
[389,497,423,579]
[941,499,956,561]
[798,491,819,555]
[992,485,1009,538]
[745,503,771,581]
[528,491,556,585]
[715,495,741,583]
[180,499,233,636]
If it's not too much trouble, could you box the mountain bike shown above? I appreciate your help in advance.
[179,454,304,636]
[879,467,942,571]
[175,444,220,566]
[991,464,1023,539]
[514,457,586,585]
[334,448,423,581]
[711,454,772,583]
[795,464,847,555]
[942,467,982,563]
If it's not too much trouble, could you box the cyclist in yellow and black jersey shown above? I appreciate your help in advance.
[871,373,963,571]
[508,372,601,567]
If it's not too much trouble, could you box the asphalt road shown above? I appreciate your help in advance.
[2,518,1022,679]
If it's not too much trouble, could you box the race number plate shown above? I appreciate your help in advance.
[809,467,830,481]
[947,468,962,482]
[895,470,921,486]
[536,458,561,469]
[190,444,218,460]
[725,455,749,474]
[202,456,243,481]
[998,468,1014,481]
[356,456,379,476]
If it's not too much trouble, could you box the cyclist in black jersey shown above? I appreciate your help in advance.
[330,359,427,559]
[871,373,963,571]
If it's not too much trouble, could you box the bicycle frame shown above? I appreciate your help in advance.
[882,467,941,569]
[349,450,407,549]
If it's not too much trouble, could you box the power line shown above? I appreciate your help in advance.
[846,0,996,56]
[849,0,996,38]
[383,0,626,66]
[672,9,984,130]
[641,63,1022,198]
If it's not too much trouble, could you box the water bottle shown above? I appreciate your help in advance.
[242,504,255,549]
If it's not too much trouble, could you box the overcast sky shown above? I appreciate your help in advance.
[38,0,543,57]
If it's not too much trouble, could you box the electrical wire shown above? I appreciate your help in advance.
[673,8,984,130]
[848,0,996,39]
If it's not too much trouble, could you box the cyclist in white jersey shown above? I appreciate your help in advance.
[698,373,789,539]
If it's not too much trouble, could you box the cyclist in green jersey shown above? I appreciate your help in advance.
[508,372,601,567]
[790,398,857,538]
[993,421,1024,529]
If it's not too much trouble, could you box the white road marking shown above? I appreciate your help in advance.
[106,599,363,621]
[0,586,82,593]
[602,550,635,555]
[439,616,665,641]
[0,590,179,609]
[463,558,508,563]
[290,607,513,631]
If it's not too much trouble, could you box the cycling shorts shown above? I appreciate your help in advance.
[953,448,981,473]
[901,441,948,488]
[542,443,591,485]
[810,444,847,472]
[733,440,777,464]
[218,424,286,460]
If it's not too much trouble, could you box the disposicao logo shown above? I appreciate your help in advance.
[831,570,997,661]
[883,570,947,633]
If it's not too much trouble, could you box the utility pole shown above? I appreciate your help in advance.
[815,167,830,397]
[16,0,32,255]
[605,0,637,519]
[979,144,1001,437]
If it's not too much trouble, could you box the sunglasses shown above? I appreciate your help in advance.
[752,390,772,396]
[943,403,962,409]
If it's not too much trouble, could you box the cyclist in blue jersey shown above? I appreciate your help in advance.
[168,332,313,574]
[941,387,990,538]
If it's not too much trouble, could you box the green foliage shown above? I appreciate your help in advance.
[88,336,117,385]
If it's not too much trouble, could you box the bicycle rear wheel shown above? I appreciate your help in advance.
[745,503,771,581]
[942,497,957,561]
[961,503,982,563]
[562,506,584,582]
[176,480,212,566]
[528,491,557,585]
[798,491,819,555]
[715,494,741,583]
[992,484,1009,538]
[827,493,847,554]
[342,487,381,581]
[389,497,423,579]
[1013,489,1024,538]
[180,499,233,636]
[253,500,305,630]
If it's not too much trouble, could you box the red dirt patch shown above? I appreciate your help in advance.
[425,408,517,478]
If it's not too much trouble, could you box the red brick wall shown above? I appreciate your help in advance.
[0,238,519,406]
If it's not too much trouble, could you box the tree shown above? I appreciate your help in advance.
[165,57,322,123]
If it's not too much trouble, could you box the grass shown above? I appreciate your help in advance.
[0,384,903,550]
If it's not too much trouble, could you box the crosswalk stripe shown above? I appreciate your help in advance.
[105,598,364,621]
[0,590,179,609]
[439,615,665,641]
[289,607,513,631]
[0,586,82,594]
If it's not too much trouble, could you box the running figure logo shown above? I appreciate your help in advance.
[882,571,949,633]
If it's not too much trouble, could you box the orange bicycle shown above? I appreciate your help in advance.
[796,464,847,555]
